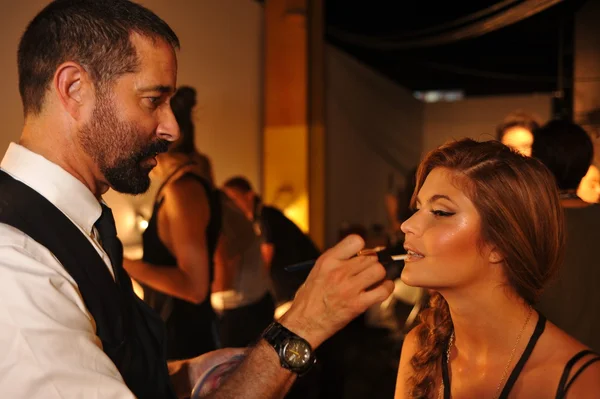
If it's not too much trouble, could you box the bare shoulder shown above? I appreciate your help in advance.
[400,327,420,361]
[545,323,600,398]
[563,360,600,398]
[163,174,209,201]
[161,175,210,218]
[159,175,211,235]
[521,320,600,398]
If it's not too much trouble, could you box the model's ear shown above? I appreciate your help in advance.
[489,248,504,264]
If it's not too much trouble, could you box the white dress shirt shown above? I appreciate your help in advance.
[0,143,136,398]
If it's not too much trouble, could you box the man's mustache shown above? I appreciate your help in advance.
[135,139,170,161]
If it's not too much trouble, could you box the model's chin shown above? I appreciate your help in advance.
[400,262,432,289]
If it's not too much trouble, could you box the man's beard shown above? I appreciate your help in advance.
[78,94,170,194]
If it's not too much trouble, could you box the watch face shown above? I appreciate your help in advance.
[282,338,312,369]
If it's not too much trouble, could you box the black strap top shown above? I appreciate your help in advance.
[141,165,222,359]
[441,314,600,398]
[142,165,221,277]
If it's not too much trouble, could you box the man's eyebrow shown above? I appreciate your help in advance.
[137,85,174,94]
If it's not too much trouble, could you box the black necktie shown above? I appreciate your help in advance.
[95,203,123,283]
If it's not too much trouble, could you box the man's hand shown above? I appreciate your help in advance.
[279,234,395,348]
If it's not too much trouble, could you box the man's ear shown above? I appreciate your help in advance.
[53,61,92,120]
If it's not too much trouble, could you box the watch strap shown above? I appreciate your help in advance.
[263,322,291,349]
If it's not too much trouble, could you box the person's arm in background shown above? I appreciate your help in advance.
[181,234,395,399]
[124,175,211,304]
[260,242,274,273]
[258,219,274,273]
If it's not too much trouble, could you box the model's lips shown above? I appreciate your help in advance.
[404,244,425,261]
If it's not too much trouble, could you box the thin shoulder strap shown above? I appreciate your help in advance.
[441,338,451,398]
[555,350,600,399]
[498,314,546,398]
[441,315,547,399]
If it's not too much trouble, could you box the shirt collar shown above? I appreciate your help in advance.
[1,143,102,235]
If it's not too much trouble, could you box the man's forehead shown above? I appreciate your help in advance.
[129,32,177,90]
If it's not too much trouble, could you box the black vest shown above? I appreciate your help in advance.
[0,170,176,399]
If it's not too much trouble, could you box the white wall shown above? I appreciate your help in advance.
[0,0,50,154]
[143,0,263,187]
[0,1,263,252]
[325,46,424,247]
[423,94,553,154]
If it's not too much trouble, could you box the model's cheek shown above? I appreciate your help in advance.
[433,217,480,260]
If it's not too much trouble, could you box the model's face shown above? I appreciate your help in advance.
[78,34,180,194]
[401,167,494,290]
[501,127,533,157]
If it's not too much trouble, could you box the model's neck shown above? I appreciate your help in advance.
[442,283,533,361]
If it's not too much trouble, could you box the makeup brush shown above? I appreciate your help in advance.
[284,247,408,273]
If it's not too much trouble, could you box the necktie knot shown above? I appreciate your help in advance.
[96,203,118,241]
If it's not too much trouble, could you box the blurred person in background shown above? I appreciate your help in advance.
[223,176,321,308]
[211,187,276,348]
[577,164,600,204]
[532,120,600,353]
[496,110,541,157]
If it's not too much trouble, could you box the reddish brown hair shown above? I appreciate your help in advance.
[408,138,565,398]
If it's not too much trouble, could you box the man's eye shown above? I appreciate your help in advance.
[146,97,161,107]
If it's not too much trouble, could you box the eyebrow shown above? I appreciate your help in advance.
[415,194,457,206]
[137,85,174,94]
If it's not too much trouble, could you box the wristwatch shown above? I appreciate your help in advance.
[262,322,316,375]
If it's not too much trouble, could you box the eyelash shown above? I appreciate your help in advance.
[431,210,454,217]
[413,208,454,217]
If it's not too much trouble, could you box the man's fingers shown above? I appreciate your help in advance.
[342,254,381,276]
[353,262,387,289]
[321,234,365,261]
[359,279,395,308]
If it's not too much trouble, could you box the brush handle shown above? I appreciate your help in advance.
[284,249,407,272]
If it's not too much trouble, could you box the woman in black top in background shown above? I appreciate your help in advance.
[394,139,600,398]
[124,87,221,359]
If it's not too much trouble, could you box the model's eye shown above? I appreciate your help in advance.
[431,210,454,217]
